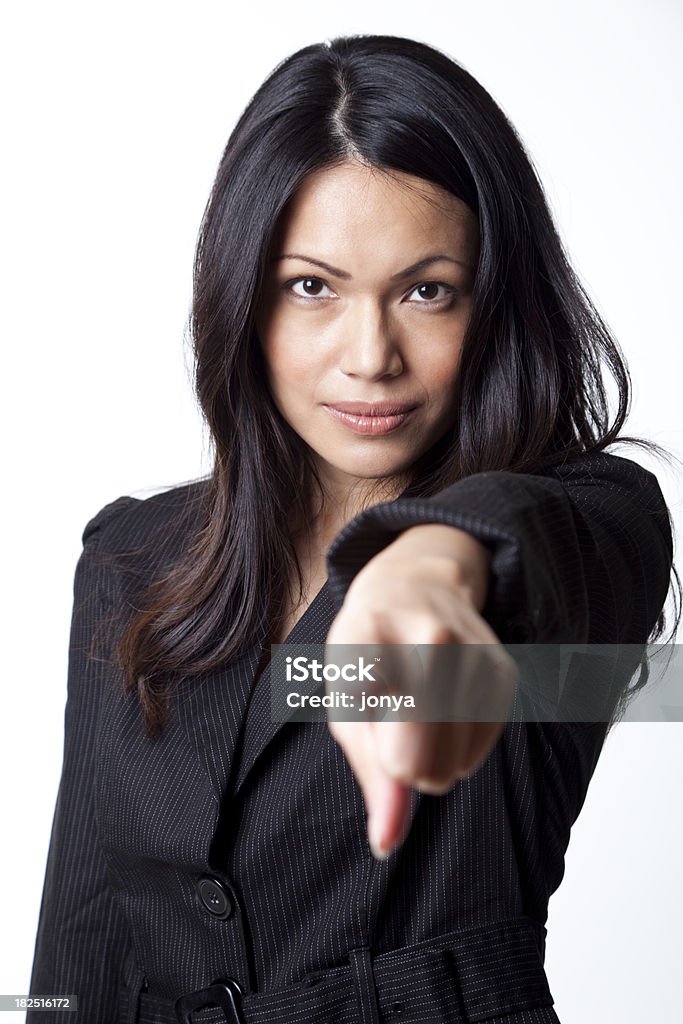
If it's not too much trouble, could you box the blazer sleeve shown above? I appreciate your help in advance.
[28,497,137,1024]
[325,450,674,645]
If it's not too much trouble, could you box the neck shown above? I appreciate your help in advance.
[293,470,411,551]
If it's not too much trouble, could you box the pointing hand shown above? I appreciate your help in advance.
[325,524,517,859]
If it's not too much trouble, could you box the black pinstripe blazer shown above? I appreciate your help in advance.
[28,451,673,1024]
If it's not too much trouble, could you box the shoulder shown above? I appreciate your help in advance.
[535,448,663,492]
[81,476,212,575]
[535,449,672,536]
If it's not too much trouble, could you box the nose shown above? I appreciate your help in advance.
[338,300,404,380]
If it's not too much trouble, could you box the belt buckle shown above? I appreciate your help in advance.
[174,977,244,1023]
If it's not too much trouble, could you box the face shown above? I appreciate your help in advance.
[255,159,480,513]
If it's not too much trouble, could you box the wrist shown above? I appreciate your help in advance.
[389,524,491,612]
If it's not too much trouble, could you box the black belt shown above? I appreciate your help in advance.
[127,916,554,1024]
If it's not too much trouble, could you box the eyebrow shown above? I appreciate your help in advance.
[271,253,474,279]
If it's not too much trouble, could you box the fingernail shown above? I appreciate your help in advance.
[369,838,392,859]
[368,819,392,860]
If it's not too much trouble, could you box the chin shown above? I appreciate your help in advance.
[320,453,416,483]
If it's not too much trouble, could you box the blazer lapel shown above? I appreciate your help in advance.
[230,580,338,799]
[168,579,339,812]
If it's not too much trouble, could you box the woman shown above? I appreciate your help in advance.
[28,33,679,1024]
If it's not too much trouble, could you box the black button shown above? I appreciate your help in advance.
[196,875,233,919]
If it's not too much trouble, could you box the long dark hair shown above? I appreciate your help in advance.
[107,33,680,739]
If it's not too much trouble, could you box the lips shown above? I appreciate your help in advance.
[324,401,418,416]
[323,401,418,436]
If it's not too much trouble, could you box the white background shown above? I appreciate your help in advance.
[1,1,681,1022]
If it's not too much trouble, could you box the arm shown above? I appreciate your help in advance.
[28,498,137,1023]
[326,451,674,645]
[323,451,674,857]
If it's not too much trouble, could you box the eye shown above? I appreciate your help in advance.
[285,276,336,300]
[406,281,458,305]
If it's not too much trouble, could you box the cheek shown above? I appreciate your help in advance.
[407,305,469,383]
[415,347,464,402]
[260,327,323,409]
[260,309,329,388]
[262,337,313,393]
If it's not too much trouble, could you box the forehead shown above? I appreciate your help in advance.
[272,160,479,259]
